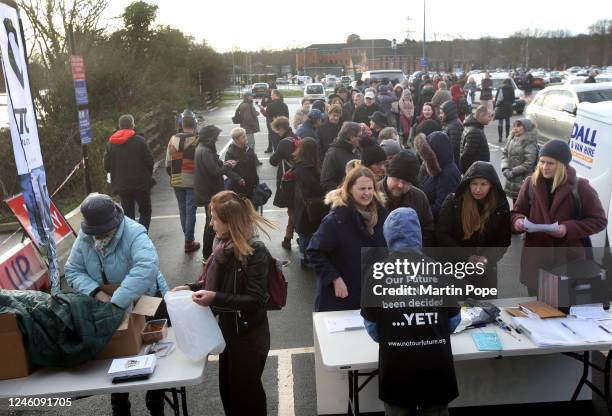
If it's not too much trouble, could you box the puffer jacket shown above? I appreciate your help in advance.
[460,114,490,174]
[65,217,169,310]
[441,101,464,166]
[414,132,461,220]
[501,119,538,199]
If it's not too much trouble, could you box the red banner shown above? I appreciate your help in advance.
[0,242,49,290]
[5,193,73,247]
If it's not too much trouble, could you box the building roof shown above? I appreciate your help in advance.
[306,39,392,51]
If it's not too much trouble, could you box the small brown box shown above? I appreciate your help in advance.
[95,285,162,359]
[142,319,168,344]
[0,314,32,380]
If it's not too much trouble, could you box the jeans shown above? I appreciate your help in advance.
[173,187,197,242]
[246,133,256,149]
[498,117,510,140]
[119,190,152,231]
[384,402,449,416]
[297,233,312,262]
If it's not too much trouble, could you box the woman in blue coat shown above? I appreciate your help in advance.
[64,193,169,416]
[307,166,388,312]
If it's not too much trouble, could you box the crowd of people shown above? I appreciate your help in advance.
[89,71,609,416]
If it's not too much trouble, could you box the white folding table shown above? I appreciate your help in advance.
[314,297,612,415]
[0,328,206,416]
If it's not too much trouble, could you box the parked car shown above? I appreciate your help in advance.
[304,83,326,102]
[471,72,526,114]
[276,78,289,85]
[324,75,338,89]
[340,76,352,87]
[525,82,612,143]
[251,82,269,98]
[361,69,407,85]
[564,76,587,85]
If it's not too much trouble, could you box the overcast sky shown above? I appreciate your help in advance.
[104,0,611,52]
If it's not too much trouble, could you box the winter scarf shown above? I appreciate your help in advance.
[198,237,235,291]
[356,203,379,235]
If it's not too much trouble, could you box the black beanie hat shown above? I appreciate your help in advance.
[540,139,572,165]
[415,119,441,137]
[387,150,420,185]
[361,142,387,167]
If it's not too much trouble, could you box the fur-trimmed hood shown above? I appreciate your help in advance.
[414,131,454,177]
[324,187,386,210]
[324,188,345,209]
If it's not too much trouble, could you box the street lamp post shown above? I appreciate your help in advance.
[422,0,427,71]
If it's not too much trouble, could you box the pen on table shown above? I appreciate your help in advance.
[598,325,612,335]
[495,319,521,341]
[561,322,578,335]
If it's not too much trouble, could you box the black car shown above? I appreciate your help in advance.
[251,83,270,98]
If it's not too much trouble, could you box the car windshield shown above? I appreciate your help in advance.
[577,89,612,103]
[254,84,267,89]
[306,85,324,94]
[370,72,404,81]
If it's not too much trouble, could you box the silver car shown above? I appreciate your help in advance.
[525,82,612,143]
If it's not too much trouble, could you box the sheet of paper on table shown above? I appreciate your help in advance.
[570,304,612,320]
[512,317,612,346]
[325,312,365,333]
[524,219,560,233]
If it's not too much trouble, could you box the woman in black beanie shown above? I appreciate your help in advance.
[511,139,607,294]
[360,137,388,181]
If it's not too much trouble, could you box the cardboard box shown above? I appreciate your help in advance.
[0,314,31,380]
[96,285,162,359]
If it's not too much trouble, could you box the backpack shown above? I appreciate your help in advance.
[231,105,242,124]
[265,256,289,310]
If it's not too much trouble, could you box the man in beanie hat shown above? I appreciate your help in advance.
[360,138,387,181]
[104,114,154,230]
[165,110,200,253]
[379,150,435,246]
[65,193,170,416]
[195,125,241,258]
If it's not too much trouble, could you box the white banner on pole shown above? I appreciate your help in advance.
[0,0,43,175]
[0,0,59,290]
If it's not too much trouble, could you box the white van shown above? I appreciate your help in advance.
[570,101,612,251]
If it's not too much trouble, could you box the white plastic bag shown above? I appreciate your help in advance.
[164,290,226,360]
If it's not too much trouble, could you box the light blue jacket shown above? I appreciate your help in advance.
[65,217,169,309]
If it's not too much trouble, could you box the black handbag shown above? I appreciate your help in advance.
[251,183,272,207]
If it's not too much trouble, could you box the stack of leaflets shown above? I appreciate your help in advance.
[108,354,157,378]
